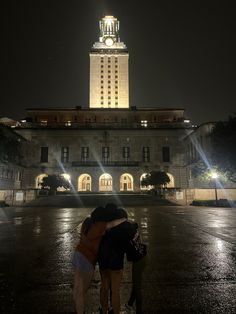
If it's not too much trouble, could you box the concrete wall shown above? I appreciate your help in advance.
[0,189,37,206]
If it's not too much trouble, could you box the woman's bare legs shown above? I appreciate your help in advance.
[73,268,94,314]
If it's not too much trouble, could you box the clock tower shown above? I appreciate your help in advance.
[89,16,129,108]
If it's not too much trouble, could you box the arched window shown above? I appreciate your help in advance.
[78,174,92,192]
[120,173,133,191]
[99,173,112,192]
[35,174,48,188]
[166,173,175,188]
[140,173,153,190]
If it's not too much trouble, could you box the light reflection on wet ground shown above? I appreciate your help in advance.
[1,205,236,313]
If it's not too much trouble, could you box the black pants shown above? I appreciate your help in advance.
[128,256,147,314]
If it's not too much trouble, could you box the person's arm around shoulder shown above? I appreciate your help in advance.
[106,218,127,229]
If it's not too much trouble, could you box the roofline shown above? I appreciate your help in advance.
[26,107,186,112]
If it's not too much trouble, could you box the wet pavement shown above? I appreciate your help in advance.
[1,205,236,313]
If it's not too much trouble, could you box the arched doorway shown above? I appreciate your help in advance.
[78,174,92,192]
[166,173,175,188]
[140,173,153,190]
[58,173,71,191]
[120,173,133,191]
[35,174,48,188]
[99,173,112,192]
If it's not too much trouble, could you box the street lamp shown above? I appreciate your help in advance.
[210,171,218,206]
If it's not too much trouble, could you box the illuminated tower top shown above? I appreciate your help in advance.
[90,15,129,108]
[93,15,127,50]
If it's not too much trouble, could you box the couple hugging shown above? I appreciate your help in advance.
[72,203,147,314]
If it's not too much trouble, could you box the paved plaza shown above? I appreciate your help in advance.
[1,203,236,313]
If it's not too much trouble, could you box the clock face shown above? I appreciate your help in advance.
[105,37,114,47]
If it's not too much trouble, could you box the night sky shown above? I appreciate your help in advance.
[2,0,235,124]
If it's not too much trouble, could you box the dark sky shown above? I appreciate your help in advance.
[2,0,235,124]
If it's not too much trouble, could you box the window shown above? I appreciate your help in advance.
[40,147,48,162]
[142,147,150,162]
[162,146,170,162]
[61,147,69,163]
[122,147,130,159]
[81,147,89,161]
[102,147,110,162]
[141,120,148,127]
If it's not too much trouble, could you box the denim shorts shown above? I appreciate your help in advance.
[72,251,94,272]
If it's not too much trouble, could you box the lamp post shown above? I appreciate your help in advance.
[211,171,218,206]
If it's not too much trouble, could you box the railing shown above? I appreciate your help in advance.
[71,160,139,167]
[18,121,192,129]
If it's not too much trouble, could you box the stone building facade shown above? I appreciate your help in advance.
[14,16,194,193]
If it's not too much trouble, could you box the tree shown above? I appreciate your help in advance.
[141,171,170,192]
[192,115,236,183]
[0,125,23,164]
[210,115,236,182]
[41,174,71,194]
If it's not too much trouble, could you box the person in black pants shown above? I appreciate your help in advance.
[97,204,147,314]
[125,222,147,314]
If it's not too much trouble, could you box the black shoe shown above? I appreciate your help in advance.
[108,308,114,314]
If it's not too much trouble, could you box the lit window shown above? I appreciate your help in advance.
[40,120,48,126]
[141,120,148,127]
